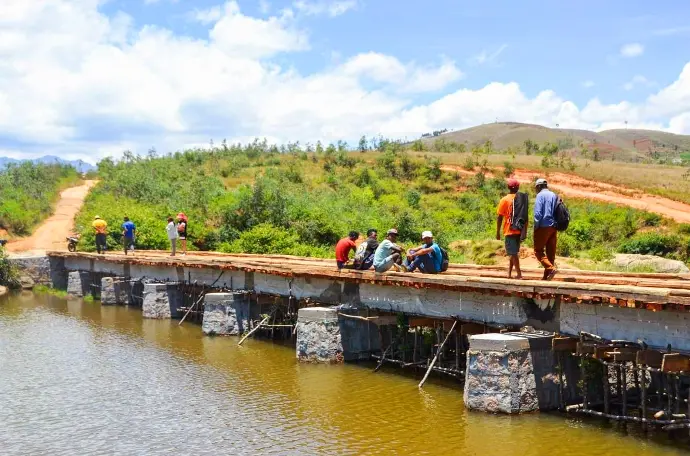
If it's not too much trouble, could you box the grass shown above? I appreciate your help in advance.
[33,285,69,299]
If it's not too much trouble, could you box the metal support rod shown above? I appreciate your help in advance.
[419,320,458,389]
[622,362,628,417]
[603,363,610,415]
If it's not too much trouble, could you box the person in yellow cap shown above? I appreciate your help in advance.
[92,216,108,254]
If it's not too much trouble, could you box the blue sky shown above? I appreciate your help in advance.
[1,0,690,162]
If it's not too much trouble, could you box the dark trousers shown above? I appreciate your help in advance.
[355,254,375,271]
[123,236,134,254]
[95,233,107,254]
[407,253,436,273]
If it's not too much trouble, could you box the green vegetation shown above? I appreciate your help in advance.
[76,141,690,266]
[33,285,69,299]
[0,246,19,287]
[0,162,81,235]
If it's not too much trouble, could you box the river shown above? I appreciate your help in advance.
[1,293,688,455]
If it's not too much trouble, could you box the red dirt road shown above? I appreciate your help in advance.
[5,180,97,254]
[442,166,690,224]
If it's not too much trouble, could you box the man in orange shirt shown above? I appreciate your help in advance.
[335,231,359,269]
[92,215,108,254]
[496,179,527,279]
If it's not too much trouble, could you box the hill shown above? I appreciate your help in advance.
[0,155,95,174]
[421,122,690,162]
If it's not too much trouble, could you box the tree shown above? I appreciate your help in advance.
[593,148,600,162]
[358,135,368,152]
[315,141,324,154]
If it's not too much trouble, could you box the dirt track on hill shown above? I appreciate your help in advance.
[5,180,97,254]
[442,166,690,224]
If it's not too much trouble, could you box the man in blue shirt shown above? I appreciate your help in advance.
[405,231,443,274]
[121,216,136,255]
[533,178,559,280]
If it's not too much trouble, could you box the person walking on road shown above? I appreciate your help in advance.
[373,229,404,273]
[92,216,108,254]
[533,178,559,280]
[121,216,136,255]
[496,178,528,279]
[177,213,188,256]
[167,217,178,256]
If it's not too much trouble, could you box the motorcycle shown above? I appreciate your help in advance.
[66,235,80,252]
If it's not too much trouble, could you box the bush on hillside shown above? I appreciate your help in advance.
[618,233,682,257]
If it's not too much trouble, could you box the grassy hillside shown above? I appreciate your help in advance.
[419,122,690,163]
[76,144,690,266]
[0,162,82,236]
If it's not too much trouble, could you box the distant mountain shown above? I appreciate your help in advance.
[0,155,95,174]
[420,122,690,162]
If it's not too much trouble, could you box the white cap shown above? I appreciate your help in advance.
[535,178,547,187]
[421,230,433,239]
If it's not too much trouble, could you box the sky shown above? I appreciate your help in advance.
[1,0,690,163]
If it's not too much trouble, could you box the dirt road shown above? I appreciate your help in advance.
[5,180,97,254]
[442,166,690,224]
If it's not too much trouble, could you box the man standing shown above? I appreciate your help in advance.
[496,179,528,279]
[176,213,188,256]
[405,231,443,274]
[354,229,378,270]
[335,231,359,269]
[373,229,404,273]
[533,178,559,280]
[92,216,108,254]
[166,217,178,256]
[121,216,136,255]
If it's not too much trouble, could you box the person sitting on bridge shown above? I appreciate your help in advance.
[534,178,559,281]
[496,178,528,279]
[373,229,404,273]
[353,229,378,270]
[404,231,443,274]
[121,216,136,255]
[92,216,108,254]
[335,231,359,269]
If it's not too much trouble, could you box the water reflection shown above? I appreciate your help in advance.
[0,293,688,455]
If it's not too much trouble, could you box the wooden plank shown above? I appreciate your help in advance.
[636,349,663,368]
[552,337,578,352]
[408,317,436,328]
[607,347,639,362]
[594,345,613,360]
[371,316,399,326]
[662,354,690,373]
[577,342,595,355]
[460,322,487,335]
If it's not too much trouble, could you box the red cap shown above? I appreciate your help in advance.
[507,178,520,189]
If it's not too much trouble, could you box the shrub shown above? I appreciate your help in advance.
[618,233,682,257]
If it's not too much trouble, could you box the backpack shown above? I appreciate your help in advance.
[354,242,368,263]
[554,198,570,232]
[510,192,528,232]
[439,247,449,272]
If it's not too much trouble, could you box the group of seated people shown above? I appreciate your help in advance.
[335,228,444,274]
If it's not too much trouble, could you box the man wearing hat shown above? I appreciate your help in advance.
[372,229,404,273]
[92,215,108,254]
[533,178,559,280]
[496,178,527,279]
[405,231,443,274]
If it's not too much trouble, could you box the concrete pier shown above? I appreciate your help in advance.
[101,277,143,306]
[142,283,182,319]
[67,271,91,298]
[202,292,256,335]
[463,332,560,414]
[295,307,380,363]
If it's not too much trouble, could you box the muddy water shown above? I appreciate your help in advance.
[0,294,687,456]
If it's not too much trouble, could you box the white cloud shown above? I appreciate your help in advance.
[582,80,595,88]
[623,75,655,91]
[192,6,223,24]
[292,0,357,17]
[652,26,690,36]
[340,52,463,93]
[259,0,271,14]
[1,0,690,165]
[470,44,507,66]
[620,43,644,58]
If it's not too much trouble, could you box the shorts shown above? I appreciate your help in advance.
[505,235,521,256]
[337,261,346,269]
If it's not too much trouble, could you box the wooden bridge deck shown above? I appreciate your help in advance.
[48,251,690,313]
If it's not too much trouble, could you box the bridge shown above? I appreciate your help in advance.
[43,250,690,352]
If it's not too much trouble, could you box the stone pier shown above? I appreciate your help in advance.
[463,332,561,414]
[295,307,380,363]
[67,271,91,298]
[202,292,256,335]
[100,277,143,306]
[142,283,182,319]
